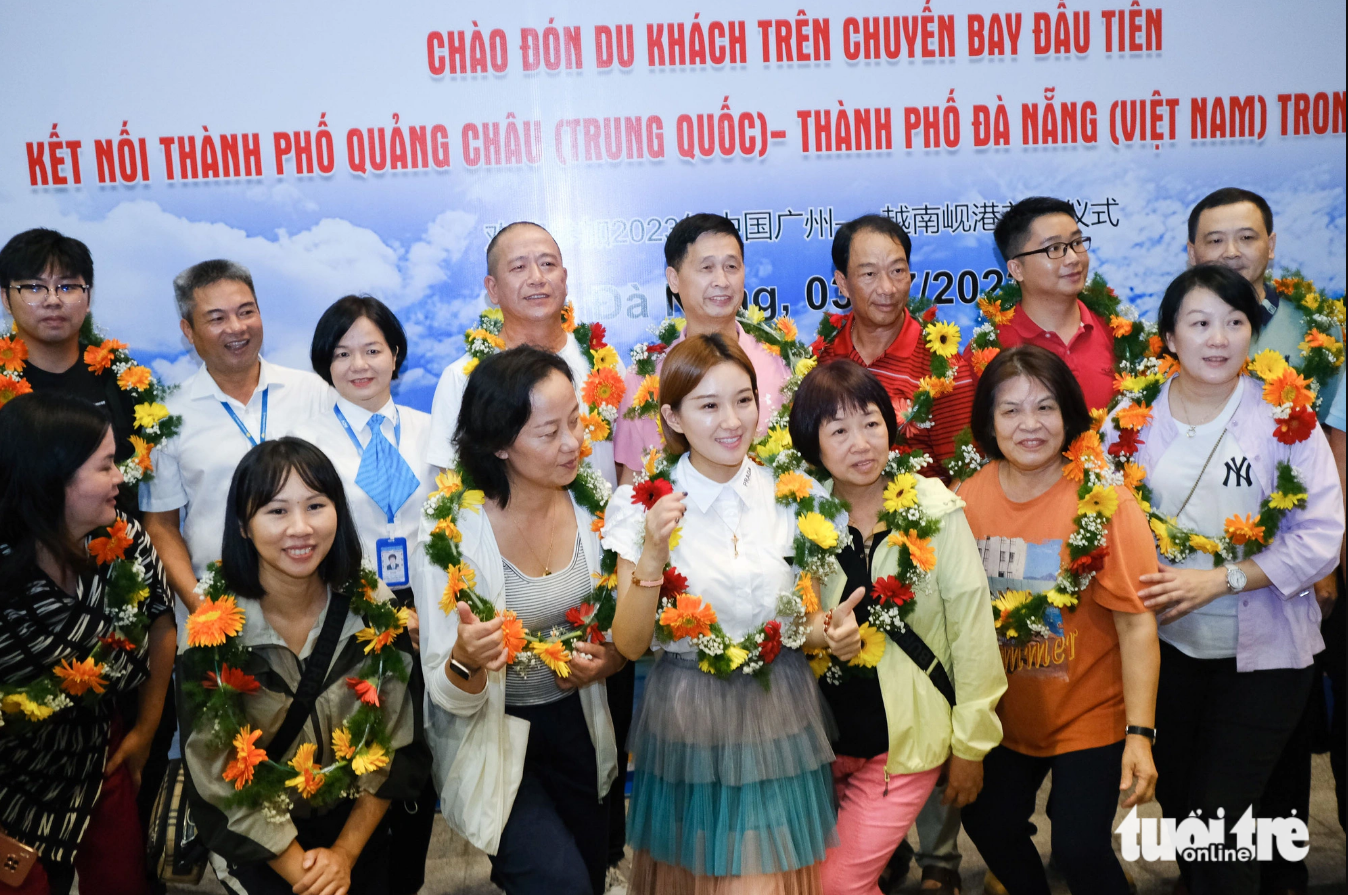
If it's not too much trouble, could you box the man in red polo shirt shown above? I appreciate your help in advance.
[814,214,975,480]
[984,197,1116,410]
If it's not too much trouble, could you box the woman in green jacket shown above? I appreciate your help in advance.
[788,360,1007,895]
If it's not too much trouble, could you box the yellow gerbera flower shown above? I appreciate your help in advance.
[761,425,793,457]
[798,512,839,550]
[1077,485,1119,519]
[924,321,961,359]
[1045,588,1077,608]
[775,472,814,501]
[724,644,750,670]
[1188,535,1221,554]
[531,640,573,678]
[883,474,919,512]
[1267,491,1307,510]
[331,726,355,759]
[435,469,463,497]
[591,345,619,369]
[460,490,486,513]
[352,743,390,776]
[992,589,1032,621]
[745,307,766,324]
[848,623,886,668]
[794,356,817,378]
[2,692,55,721]
[807,649,832,678]
[1149,516,1178,556]
[132,402,170,430]
[668,526,683,549]
[462,357,480,376]
[1248,349,1289,381]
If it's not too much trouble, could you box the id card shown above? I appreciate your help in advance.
[375,537,410,588]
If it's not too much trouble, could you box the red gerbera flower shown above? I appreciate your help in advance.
[873,576,915,607]
[829,314,845,328]
[922,306,938,322]
[346,676,380,707]
[1274,406,1318,445]
[660,567,689,600]
[759,620,782,664]
[588,322,607,349]
[1069,546,1110,575]
[565,603,596,629]
[647,342,668,355]
[632,478,673,509]
[810,336,826,355]
[1107,429,1145,457]
[203,663,261,694]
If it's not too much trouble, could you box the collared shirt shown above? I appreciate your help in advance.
[612,321,789,470]
[818,311,976,475]
[992,299,1117,411]
[291,395,437,587]
[1252,282,1346,428]
[427,334,620,485]
[176,583,427,863]
[602,455,809,651]
[1105,376,1345,672]
[139,358,333,586]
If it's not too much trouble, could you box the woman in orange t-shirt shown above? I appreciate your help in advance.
[957,345,1160,895]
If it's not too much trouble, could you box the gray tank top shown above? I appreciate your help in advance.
[502,532,592,706]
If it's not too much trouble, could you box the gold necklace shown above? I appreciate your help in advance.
[512,493,559,576]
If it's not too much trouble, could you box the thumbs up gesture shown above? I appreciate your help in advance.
[825,587,866,662]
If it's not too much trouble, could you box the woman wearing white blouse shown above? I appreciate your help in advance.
[294,294,437,895]
[603,333,863,895]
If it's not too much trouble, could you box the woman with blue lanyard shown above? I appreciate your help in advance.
[294,294,438,895]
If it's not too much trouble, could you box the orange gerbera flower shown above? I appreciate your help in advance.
[1272,277,1296,296]
[203,663,261,694]
[1109,316,1134,337]
[285,742,325,797]
[83,339,126,374]
[590,511,606,534]
[0,335,28,372]
[776,316,799,341]
[500,610,527,663]
[580,411,610,442]
[632,374,659,408]
[356,608,408,655]
[53,656,108,696]
[1062,431,1105,482]
[889,529,936,572]
[222,725,266,790]
[438,563,477,613]
[560,302,576,333]
[116,364,152,391]
[659,594,718,641]
[775,471,814,500]
[582,367,626,409]
[331,726,356,759]
[186,595,246,648]
[970,347,1000,375]
[1156,355,1180,379]
[1262,368,1314,409]
[531,640,573,678]
[0,375,33,405]
[918,375,954,398]
[1122,461,1147,494]
[88,518,134,564]
[1089,407,1108,431]
[434,469,463,497]
[1224,513,1266,546]
[1148,335,1164,356]
[432,517,462,543]
[129,435,154,473]
[796,571,819,613]
[1114,403,1154,431]
[346,676,381,707]
[977,298,1015,327]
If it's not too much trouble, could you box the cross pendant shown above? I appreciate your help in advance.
[732,534,739,557]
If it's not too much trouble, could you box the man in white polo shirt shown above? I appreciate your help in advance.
[427,221,621,484]
[140,259,332,616]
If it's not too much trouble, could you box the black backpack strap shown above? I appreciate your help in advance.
[888,625,957,707]
[266,590,352,758]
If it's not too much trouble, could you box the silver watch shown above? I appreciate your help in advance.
[1224,563,1247,594]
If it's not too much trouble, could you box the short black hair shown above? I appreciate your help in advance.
[310,294,409,385]
[993,197,1078,261]
[971,344,1091,461]
[173,259,256,324]
[454,346,574,508]
[485,221,554,277]
[0,392,112,590]
[221,437,362,599]
[831,214,913,274]
[0,228,94,289]
[664,213,743,270]
[1187,187,1274,244]
[1157,264,1263,346]
[789,360,899,470]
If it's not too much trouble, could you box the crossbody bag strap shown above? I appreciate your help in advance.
[266,589,352,759]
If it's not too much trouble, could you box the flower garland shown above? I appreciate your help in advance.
[948,273,1146,481]
[629,443,846,685]
[810,449,946,684]
[179,562,407,817]
[984,431,1119,647]
[1105,354,1314,566]
[811,299,964,444]
[1266,271,1346,403]
[422,462,618,678]
[462,303,624,446]
[0,316,181,484]
[624,316,686,421]
[0,518,155,730]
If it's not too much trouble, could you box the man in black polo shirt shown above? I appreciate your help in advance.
[0,228,139,517]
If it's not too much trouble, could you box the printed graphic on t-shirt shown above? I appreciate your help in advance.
[977,535,1076,679]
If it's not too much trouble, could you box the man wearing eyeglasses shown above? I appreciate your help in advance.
[0,228,141,515]
[985,197,1115,410]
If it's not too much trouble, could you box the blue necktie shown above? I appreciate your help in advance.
[354,413,421,522]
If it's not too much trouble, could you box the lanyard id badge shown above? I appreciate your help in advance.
[376,537,410,588]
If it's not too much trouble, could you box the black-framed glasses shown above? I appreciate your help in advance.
[1012,236,1092,261]
[6,282,90,305]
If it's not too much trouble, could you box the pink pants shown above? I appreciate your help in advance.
[819,754,942,895]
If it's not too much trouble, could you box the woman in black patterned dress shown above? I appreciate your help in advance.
[0,393,175,895]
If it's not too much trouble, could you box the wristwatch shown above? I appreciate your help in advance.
[1224,563,1248,594]
[1125,725,1157,744]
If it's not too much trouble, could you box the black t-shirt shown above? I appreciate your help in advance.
[25,359,141,518]
[819,522,890,759]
